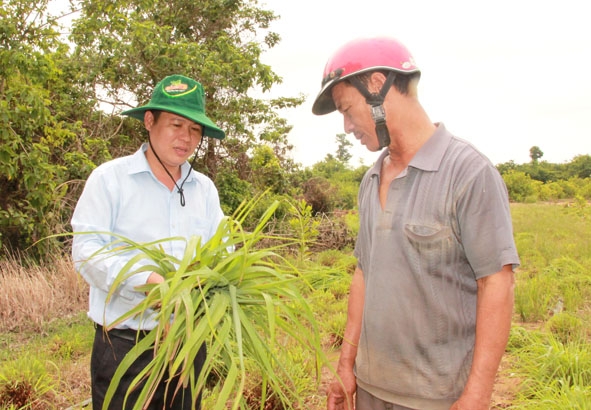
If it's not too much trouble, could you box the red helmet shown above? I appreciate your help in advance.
[312,37,420,115]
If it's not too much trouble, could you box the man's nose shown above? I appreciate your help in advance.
[343,115,354,134]
[180,125,192,141]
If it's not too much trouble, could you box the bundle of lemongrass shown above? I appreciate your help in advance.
[98,196,326,410]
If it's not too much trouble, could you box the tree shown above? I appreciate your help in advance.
[312,154,347,179]
[67,0,303,179]
[335,133,352,164]
[496,160,517,175]
[1,0,309,257]
[530,146,544,163]
[250,145,285,193]
[0,0,88,257]
[568,154,591,179]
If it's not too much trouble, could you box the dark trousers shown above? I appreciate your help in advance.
[91,325,206,410]
[356,386,417,410]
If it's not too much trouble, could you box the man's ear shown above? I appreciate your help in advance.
[368,72,388,94]
[143,110,154,131]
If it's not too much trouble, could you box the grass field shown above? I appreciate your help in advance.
[502,203,591,409]
[0,202,589,409]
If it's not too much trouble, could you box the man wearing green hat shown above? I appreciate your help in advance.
[71,74,225,409]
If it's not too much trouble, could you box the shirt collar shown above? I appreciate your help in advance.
[408,122,451,172]
[368,123,452,177]
[129,143,196,182]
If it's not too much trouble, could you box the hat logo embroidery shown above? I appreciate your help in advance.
[163,80,196,97]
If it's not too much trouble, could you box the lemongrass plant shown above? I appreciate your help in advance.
[93,195,326,410]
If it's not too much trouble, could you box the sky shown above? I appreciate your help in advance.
[49,0,591,168]
[257,0,591,167]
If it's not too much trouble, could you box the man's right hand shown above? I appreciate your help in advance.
[146,272,165,285]
[140,272,165,309]
[326,366,356,410]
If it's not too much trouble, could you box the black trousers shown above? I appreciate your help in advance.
[91,325,206,410]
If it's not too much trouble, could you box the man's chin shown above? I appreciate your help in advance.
[365,144,382,152]
[358,137,380,152]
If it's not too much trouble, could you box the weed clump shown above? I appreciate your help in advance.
[0,356,55,409]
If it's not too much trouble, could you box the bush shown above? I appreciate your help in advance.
[302,177,337,214]
[215,172,254,216]
[503,171,537,202]
[536,181,566,201]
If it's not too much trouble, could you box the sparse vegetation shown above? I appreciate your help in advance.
[507,202,591,409]
[0,200,589,408]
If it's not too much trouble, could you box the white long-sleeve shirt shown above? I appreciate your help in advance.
[71,143,225,330]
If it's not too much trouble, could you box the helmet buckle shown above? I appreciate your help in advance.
[371,104,386,125]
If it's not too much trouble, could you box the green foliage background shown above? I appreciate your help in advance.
[1,0,590,262]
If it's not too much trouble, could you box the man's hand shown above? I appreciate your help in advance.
[146,272,165,286]
[134,272,165,295]
[138,272,165,309]
[326,366,356,410]
[449,394,489,410]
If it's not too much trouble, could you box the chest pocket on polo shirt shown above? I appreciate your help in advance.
[404,223,453,269]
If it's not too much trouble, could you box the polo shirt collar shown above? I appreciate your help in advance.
[408,122,451,172]
[368,123,452,176]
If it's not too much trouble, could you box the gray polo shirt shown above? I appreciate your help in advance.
[353,123,520,410]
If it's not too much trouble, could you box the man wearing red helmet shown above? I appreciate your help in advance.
[313,38,520,410]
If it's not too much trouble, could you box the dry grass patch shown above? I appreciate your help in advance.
[0,254,88,333]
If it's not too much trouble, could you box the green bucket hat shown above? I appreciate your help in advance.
[121,74,225,140]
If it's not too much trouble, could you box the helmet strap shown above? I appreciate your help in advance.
[350,71,397,149]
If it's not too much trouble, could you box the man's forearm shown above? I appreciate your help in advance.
[338,266,365,368]
[462,265,515,403]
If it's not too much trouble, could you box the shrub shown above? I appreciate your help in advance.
[215,172,254,216]
[302,177,337,214]
[536,181,566,201]
[0,356,56,409]
[545,312,584,345]
[503,171,537,202]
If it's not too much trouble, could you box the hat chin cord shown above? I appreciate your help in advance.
[148,137,203,207]
[349,71,397,150]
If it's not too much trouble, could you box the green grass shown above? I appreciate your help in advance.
[512,203,591,323]
[0,312,93,363]
[507,329,591,409]
[0,312,94,408]
[0,201,590,409]
[511,203,591,270]
[507,202,591,408]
